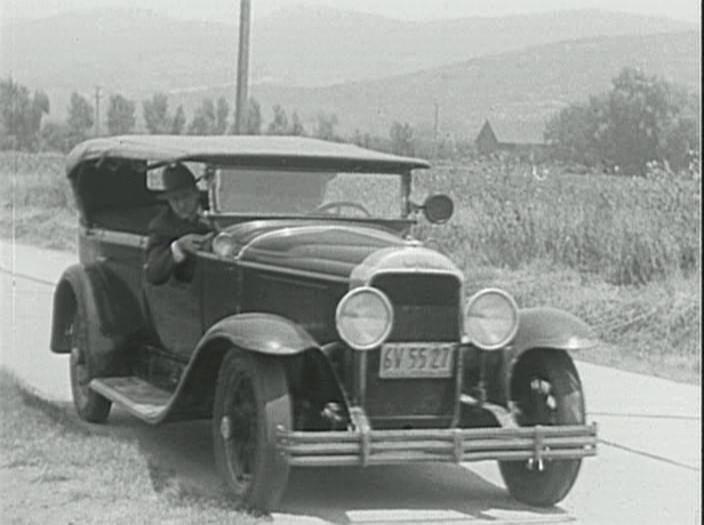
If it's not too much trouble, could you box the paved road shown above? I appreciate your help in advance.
[1,240,700,524]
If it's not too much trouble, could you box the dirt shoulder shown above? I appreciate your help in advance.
[0,370,259,525]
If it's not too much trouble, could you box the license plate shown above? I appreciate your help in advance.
[379,343,455,379]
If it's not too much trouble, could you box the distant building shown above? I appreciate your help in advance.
[474,119,548,160]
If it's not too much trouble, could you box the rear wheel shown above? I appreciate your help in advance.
[213,350,292,511]
[499,350,585,506]
[69,308,111,423]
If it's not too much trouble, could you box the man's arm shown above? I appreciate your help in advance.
[145,232,178,285]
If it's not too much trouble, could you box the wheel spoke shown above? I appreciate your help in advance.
[223,375,259,485]
[76,364,90,385]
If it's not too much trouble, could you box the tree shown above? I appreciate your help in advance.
[389,121,415,156]
[267,104,289,135]
[142,93,171,134]
[246,98,262,134]
[66,92,94,147]
[656,87,700,171]
[602,68,672,174]
[231,98,262,134]
[544,95,605,167]
[106,94,136,135]
[289,112,305,136]
[351,129,371,148]
[188,98,216,135]
[40,121,72,152]
[0,78,50,150]
[215,97,230,134]
[314,112,338,141]
[171,105,186,135]
[545,67,700,174]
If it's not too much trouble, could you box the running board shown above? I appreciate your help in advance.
[90,377,172,421]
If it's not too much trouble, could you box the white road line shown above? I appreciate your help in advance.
[590,411,700,421]
[598,438,700,471]
[0,266,56,286]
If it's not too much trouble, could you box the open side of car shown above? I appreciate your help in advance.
[50,135,598,511]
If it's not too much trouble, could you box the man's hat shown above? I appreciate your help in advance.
[159,163,197,199]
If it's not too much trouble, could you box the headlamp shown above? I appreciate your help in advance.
[464,288,519,350]
[212,232,237,258]
[335,287,394,350]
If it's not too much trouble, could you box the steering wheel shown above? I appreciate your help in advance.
[312,201,372,217]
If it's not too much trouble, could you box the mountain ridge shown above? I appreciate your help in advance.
[1,7,698,139]
[2,5,695,89]
[177,30,700,140]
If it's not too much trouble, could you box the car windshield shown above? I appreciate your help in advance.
[213,168,404,219]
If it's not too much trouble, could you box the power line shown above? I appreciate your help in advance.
[94,86,102,137]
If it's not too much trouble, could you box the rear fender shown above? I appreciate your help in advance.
[51,264,143,353]
[51,265,83,354]
[50,263,140,375]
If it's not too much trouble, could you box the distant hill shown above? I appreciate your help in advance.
[175,30,701,140]
[0,5,696,119]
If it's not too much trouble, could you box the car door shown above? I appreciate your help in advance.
[143,257,204,358]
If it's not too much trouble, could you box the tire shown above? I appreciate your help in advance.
[499,350,585,507]
[213,350,292,512]
[69,307,112,423]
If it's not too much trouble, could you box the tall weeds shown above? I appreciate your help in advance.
[414,159,701,286]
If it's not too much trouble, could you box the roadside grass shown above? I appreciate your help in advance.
[461,262,700,383]
[0,152,77,251]
[0,369,259,524]
[0,151,699,383]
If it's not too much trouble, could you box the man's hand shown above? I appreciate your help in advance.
[177,233,208,254]
[170,233,208,262]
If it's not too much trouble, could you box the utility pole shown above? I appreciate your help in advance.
[234,0,252,134]
[432,100,439,157]
[94,86,102,137]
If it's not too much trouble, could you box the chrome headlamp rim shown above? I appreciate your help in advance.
[212,232,236,258]
[335,286,394,351]
[464,287,519,351]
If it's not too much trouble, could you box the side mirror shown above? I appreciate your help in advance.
[423,194,454,224]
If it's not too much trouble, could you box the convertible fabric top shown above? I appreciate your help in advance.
[66,135,430,176]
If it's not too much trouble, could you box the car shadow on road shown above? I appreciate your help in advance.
[281,463,568,524]
[103,407,570,524]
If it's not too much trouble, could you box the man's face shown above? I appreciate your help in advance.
[168,188,200,220]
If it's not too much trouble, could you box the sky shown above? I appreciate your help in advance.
[1,0,701,23]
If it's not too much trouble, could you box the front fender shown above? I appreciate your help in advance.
[152,313,321,423]
[511,307,598,358]
[196,312,318,356]
[489,308,597,407]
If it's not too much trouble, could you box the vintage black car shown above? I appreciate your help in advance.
[50,135,597,511]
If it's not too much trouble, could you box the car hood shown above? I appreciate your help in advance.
[227,220,462,283]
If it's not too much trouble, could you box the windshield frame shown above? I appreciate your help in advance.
[203,164,414,221]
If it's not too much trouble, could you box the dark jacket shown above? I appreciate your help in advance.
[144,207,211,285]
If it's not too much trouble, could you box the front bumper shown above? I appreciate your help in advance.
[277,423,598,467]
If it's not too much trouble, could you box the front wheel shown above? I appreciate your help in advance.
[499,350,585,506]
[213,350,292,511]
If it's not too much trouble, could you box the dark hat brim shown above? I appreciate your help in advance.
[156,186,199,201]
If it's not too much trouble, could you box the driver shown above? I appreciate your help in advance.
[144,163,211,285]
